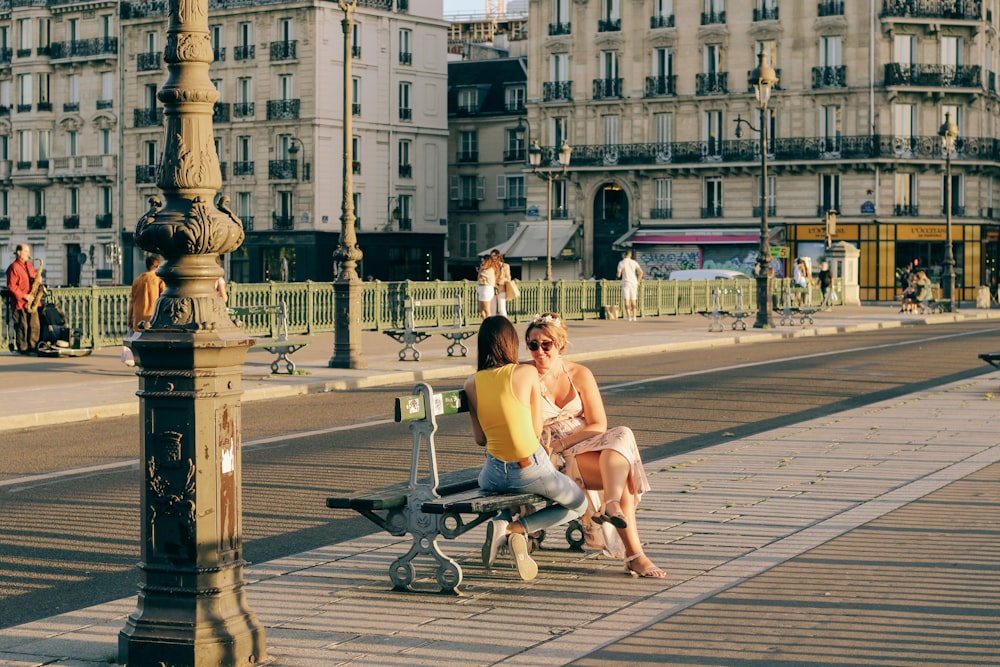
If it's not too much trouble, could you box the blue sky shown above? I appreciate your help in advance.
[444,0,486,15]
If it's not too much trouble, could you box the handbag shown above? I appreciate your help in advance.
[505,279,521,300]
[120,345,135,367]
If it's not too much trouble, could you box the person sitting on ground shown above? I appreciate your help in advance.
[915,270,932,312]
[522,312,665,578]
[464,316,588,581]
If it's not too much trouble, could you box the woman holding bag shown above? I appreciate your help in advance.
[491,249,513,318]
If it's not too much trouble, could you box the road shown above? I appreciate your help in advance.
[1,320,997,629]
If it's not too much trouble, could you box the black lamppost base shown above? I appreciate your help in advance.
[753,274,774,328]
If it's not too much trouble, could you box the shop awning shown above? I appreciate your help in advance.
[482,221,579,260]
[613,226,784,247]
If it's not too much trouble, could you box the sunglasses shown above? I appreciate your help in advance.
[527,340,554,352]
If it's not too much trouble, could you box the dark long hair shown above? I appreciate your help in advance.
[477,316,519,370]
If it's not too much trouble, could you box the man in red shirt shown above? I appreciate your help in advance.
[5,244,41,354]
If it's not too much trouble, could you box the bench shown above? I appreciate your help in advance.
[326,382,584,594]
[979,352,1000,369]
[778,284,816,326]
[707,285,750,332]
[228,301,310,374]
[383,296,479,361]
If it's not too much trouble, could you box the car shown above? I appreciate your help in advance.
[668,269,752,281]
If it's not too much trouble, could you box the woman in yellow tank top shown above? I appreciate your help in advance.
[464,316,587,581]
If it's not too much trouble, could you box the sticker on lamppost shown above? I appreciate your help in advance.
[769,246,789,258]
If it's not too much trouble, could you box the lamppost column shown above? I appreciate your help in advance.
[119,0,266,664]
[754,103,773,328]
[330,0,367,368]
[945,150,956,311]
[546,173,553,281]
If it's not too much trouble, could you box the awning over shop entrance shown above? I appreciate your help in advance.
[483,220,580,260]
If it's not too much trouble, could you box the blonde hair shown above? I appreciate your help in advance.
[525,312,568,351]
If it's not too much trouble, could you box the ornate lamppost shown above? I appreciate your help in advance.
[734,54,779,328]
[330,0,367,368]
[939,111,959,312]
[516,118,572,281]
[287,135,309,182]
[118,0,266,664]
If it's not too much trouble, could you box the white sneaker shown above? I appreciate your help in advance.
[508,533,538,581]
[482,518,508,568]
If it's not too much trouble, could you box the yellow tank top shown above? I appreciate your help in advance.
[474,364,540,461]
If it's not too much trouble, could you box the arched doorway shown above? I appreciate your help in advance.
[592,183,629,280]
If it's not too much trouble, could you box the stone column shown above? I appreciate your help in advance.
[117,1,266,665]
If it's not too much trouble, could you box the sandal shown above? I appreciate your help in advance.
[624,552,666,578]
[592,499,627,529]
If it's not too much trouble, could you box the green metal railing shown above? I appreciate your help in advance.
[2,278,836,350]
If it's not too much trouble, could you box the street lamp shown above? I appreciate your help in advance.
[286,136,309,182]
[330,0,367,368]
[733,53,778,328]
[517,119,572,281]
[939,111,959,313]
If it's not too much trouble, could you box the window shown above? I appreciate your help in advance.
[279,17,293,42]
[505,85,525,113]
[705,44,723,75]
[67,74,79,105]
[236,22,253,59]
[100,129,111,154]
[352,77,361,115]
[453,174,484,209]
[895,173,916,215]
[654,0,673,21]
[351,135,361,174]
[552,180,568,216]
[704,177,723,217]
[551,116,568,149]
[704,110,722,158]
[653,178,672,218]
[211,24,223,60]
[551,53,568,81]
[399,81,412,120]
[66,130,77,157]
[820,105,841,154]
[892,103,916,156]
[505,127,525,161]
[17,74,31,108]
[100,72,113,106]
[503,175,526,209]
[653,112,673,148]
[237,192,251,217]
[654,47,673,78]
[237,77,252,103]
[67,187,79,214]
[600,0,621,30]
[459,223,477,257]
[144,140,157,166]
[756,40,777,69]
[67,18,79,43]
[941,36,962,67]
[397,194,412,230]
[820,173,840,213]
[894,34,915,65]
[755,173,776,213]
[101,15,113,40]
[943,172,963,215]
[600,50,619,81]
[37,18,49,52]
[603,114,620,147]
[459,131,478,162]
[399,28,412,64]
[236,135,252,175]
[398,139,412,177]
[37,73,49,107]
[17,18,30,52]
[37,130,49,164]
[32,189,46,216]
[820,36,842,67]
[278,74,293,100]
[457,88,478,113]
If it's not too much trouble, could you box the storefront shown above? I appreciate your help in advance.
[613,227,786,279]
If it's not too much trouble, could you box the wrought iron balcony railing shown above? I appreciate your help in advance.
[135,165,157,183]
[50,37,118,60]
[133,108,163,127]
[233,161,254,176]
[753,6,779,21]
[543,80,572,102]
[96,213,113,228]
[233,44,255,60]
[269,159,298,180]
[645,75,677,97]
[593,78,623,100]
[549,22,571,35]
[597,18,621,32]
[884,63,981,88]
[266,98,300,120]
[818,0,845,16]
[696,72,728,95]
[701,10,726,24]
[650,14,675,28]
[880,0,981,20]
[270,40,297,61]
[137,52,161,71]
[399,164,412,178]
[812,65,846,88]
[233,102,254,118]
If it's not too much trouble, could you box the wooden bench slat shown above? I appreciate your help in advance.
[421,488,547,515]
[979,352,1000,369]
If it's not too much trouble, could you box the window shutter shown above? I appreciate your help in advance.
[449,175,459,200]
[496,175,506,199]
[476,175,486,200]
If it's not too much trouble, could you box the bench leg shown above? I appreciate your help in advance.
[389,517,464,594]
[445,338,469,357]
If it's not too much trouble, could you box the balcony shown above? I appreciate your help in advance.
[753,6,779,21]
[399,107,412,121]
[234,44,255,60]
[650,207,673,219]
[266,98,300,120]
[457,151,478,163]
[650,14,675,28]
[543,80,573,102]
[352,160,361,174]
[752,205,778,218]
[17,49,30,58]
[137,52,161,71]
[97,99,113,110]
[0,106,8,116]
[63,102,79,113]
[884,63,980,88]
[818,0,845,16]
[352,45,362,58]
[593,78,623,100]
[504,148,525,162]
[880,0,981,20]
[17,104,31,113]
[63,214,80,229]
[0,217,8,230]
[645,75,677,97]
[399,164,412,178]
[597,18,621,32]
[943,204,966,216]
[50,155,117,182]
[352,103,361,116]
[696,72,728,95]
[269,159,298,180]
[549,22,571,35]
[241,216,254,231]
[36,46,51,57]
[50,37,118,61]
[136,165,158,183]
[270,40,297,61]
[701,206,724,219]
[233,161,254,176]
[399,51,412,65]
[812,65,846,88]
[273,215,294,230]
[701,10,726,24]
[133,108,163,127]
[96,213,113,229]
[0,48,11,65]
[213,46,225,62]
[37,102,52,112]
[233,102,254,118]
[894,204,920,216]
[27,215,46,230]
[213,102,230,123]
